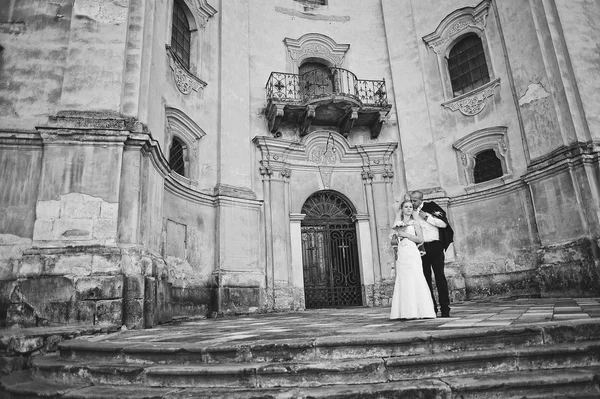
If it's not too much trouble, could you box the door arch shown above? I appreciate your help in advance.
[301,190,363,308]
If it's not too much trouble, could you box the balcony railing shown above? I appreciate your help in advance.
[266,68,388,107]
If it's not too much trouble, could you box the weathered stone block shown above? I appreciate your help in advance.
[77,300,95,324]
[61,199,101,219]
[219,287,260,315]
[16,255,42,277]
[95,299,122,325]
[92,218,117,241]
[32,220,55,241]
[6,303,36,328]
[37,300,77,325]
[123,298,144,329]
[35,200,60,219]
[9,336,44,354]
[48,254,93,275]
[124,274,145,299]
[54,219,93,240]
[100,202,119,219]
[76,275,123,300]
[144,277,156,329]
[91,253,120,274]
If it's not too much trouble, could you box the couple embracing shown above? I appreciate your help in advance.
[389,191,454,320]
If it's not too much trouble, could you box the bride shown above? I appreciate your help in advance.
[389,199,436,320]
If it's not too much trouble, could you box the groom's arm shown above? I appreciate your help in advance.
[420,203,448,228]
[421,212,447,228]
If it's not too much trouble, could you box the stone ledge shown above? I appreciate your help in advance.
[0,324,119,376]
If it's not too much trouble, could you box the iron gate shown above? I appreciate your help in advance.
[300,191,363,308]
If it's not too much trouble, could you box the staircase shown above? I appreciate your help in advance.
[2,317,600,398]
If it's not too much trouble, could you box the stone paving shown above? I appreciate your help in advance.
[96,297,600,345]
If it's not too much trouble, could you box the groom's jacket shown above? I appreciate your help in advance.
[421,201,454,250]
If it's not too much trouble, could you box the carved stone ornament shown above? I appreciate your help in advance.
[309,145,337,165]
[166,46,207,95]
[284,33,350,67]
[422,0,491,55]
[442,78,500,116]
[187,0,217,28]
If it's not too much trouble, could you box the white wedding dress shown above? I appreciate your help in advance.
[390,224,436,319]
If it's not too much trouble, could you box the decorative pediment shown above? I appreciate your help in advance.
[166,45,207,95]
[284,33,350,67]
[423,0,491,55]
[253,131,397,182]
[165,107,206,143]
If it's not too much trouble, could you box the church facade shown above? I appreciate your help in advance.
[0,0,598,328]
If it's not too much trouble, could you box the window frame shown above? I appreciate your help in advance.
[165,107,206,186]
[452,126,512,191]
[423,0,501,116]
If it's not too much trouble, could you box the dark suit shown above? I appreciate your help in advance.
[420,201,453,316]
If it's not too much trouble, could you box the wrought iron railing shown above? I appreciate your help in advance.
[266,67,388,107]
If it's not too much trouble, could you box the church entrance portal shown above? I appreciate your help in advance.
[301,191,363,309]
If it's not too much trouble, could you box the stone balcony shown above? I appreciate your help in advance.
[265,67,392,138]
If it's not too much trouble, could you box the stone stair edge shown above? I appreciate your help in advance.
[35,340,600,375]
[53,318,600,357]
[4,367,600,399]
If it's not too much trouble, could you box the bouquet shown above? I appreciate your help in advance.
[392,220,409,230]
[390,220,409,247]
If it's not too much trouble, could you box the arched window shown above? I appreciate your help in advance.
[169,137,186,176]
[171,0,192,69]
[448,34,490,97]
[473,149,503,183]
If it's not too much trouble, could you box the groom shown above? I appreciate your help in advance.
[410,190,454,317]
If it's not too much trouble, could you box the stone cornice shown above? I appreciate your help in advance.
[449,179,528,207]
[523,141,600,184]
[0,130,42,149]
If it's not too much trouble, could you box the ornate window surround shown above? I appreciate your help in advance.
[165,0,215,95]
[165,107,206,186]
[283,33,350,71]
[452,126,512,191]
[423,0,500,116]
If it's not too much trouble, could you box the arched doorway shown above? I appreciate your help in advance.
[301,190,363,308]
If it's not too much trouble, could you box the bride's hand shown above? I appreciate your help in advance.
[397,230,411,238]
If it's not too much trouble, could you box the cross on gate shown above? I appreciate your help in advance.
[338,241,349,259]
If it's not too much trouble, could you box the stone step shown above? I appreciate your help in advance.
[57,319,600,365]
[2,367,600,398]
[32,340,600,388]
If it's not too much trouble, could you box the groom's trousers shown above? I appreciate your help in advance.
[422,240,450,315]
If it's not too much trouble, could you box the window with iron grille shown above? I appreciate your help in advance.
[171,0,191,69]
[448,34,490,97]
[169,137,186,176]
[473,149,503,183]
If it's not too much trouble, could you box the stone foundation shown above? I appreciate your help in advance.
[537,238,600,297]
